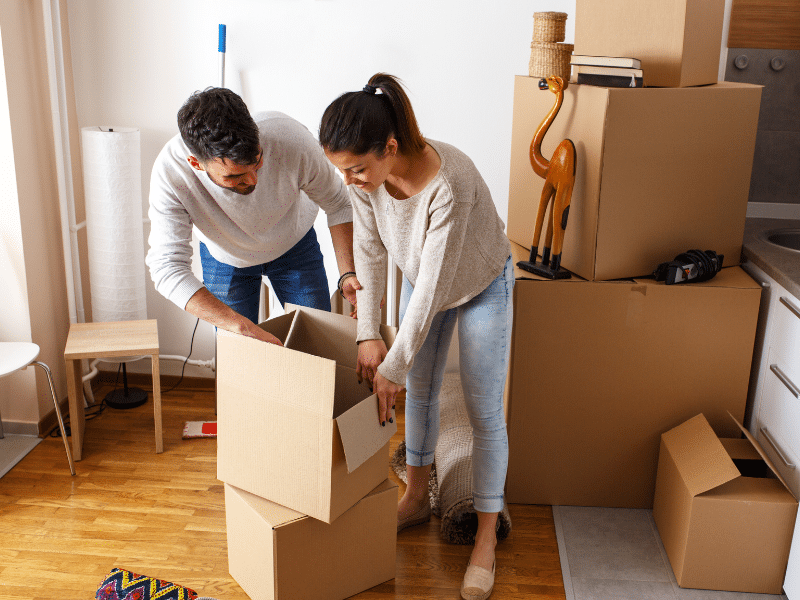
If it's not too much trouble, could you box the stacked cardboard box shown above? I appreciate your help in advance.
[505,0,796,592]
[216,304,398,600]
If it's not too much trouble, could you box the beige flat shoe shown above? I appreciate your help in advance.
[397,501,432,532]
[460,561,495,600]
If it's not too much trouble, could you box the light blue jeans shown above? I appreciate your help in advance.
[401,255,514,514]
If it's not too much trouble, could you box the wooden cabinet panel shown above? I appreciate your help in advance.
[728,0,800,49]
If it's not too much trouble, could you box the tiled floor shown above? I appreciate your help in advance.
[553,506,789,600]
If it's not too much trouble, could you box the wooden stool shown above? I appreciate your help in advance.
[64,319,162,461]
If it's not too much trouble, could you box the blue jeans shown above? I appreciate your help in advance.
[401,255,514,513]
[200,227,331,324]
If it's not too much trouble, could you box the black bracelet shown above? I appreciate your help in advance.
[337,271,357,298]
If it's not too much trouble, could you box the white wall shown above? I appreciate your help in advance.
[65,0,577,376]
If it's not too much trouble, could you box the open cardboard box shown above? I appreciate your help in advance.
[225,479,398,600]
[507,76,762,281]
[574,0,726,88]
[505,240,762,508]
[653,413,798,594]
[216,304,397,523]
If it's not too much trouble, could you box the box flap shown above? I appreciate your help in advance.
[335,393,396,473]
[258,310,297,343]
[728,411,797,500]
[225,483,306,529]
[661,414,740,497]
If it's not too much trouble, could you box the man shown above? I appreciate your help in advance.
[146,87,359,345]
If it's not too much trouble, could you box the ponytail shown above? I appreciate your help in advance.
[319,73,426,158]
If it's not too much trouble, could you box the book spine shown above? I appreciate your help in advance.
[577,73,644,88]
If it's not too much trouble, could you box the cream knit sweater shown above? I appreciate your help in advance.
[352,139,511,385]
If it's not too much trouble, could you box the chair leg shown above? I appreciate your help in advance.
[32,361,76,476]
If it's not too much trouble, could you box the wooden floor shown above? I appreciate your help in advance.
[0,380,566,600]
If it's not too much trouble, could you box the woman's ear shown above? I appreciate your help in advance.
[384,138,399,158]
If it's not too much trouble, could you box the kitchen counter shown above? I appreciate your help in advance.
[742,217,800,300]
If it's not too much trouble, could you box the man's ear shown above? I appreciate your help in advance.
[187,156,204,171]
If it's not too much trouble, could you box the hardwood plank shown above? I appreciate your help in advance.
[0,382,566,600]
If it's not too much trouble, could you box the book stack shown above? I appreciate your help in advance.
[570,54,643,87]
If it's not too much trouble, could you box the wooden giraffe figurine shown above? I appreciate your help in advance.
[517,75,576,279]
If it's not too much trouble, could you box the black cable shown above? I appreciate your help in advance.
[49,365,117,438]
[163,317,200,393]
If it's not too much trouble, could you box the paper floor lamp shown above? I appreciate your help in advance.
[81,126,149,409]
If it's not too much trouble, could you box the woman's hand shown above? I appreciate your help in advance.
[357,339,388,385]
[357,339,402,425]
[373,371,403,426]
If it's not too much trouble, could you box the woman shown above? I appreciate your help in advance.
[319,73,513,600]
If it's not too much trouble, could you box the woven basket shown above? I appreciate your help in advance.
[532,11,567,42]
[529,41,574,81]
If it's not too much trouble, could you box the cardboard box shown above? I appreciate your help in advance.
[652,413,798,594]
[216,304,397,523]
[225,480,398,600]
[506,76,762,281]
[505,241,762,508]
[574,0,725,88]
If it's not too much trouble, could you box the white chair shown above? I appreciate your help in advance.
[0,342,75,475]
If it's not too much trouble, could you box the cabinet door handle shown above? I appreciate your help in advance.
[780,296,800,321]
[771,364,800,398]
[760,427,796,469]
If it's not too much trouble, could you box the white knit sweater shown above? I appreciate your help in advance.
[146,111,351,309]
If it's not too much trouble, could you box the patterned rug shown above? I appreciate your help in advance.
[391,372,512,545]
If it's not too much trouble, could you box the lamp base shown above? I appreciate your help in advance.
[104,387,148,409]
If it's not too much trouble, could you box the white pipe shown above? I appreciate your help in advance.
[42,0,86,326]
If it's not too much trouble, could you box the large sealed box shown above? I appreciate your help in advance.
[506,76,762,281]
[225,480,398,600]
[217,304,397,523]
[653,413,797,594]
[574,0,725,88]
[505,242,762,508]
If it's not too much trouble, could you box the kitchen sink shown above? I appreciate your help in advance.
[763,229,800,252]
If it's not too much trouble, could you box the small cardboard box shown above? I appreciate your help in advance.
[507,76,762,281]
[216,304,397,523]
[574,0,726,88]
[225,480,398,600]
[505,241,762,508]
[653,413,798,594]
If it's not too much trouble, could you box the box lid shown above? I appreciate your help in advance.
[661,414,741,497]
[729,411,797,500]
[336,393,396,472]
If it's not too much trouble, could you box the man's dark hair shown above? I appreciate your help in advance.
[177,87,261,165]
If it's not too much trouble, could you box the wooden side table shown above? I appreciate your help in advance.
[64,319,162,460]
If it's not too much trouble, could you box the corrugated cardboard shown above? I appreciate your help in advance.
[506,76,762,281]
[652,413,798,594]
[574,0,725,88]
[225,479,398,600]
[505,241,762,508]
[216,304,397,523]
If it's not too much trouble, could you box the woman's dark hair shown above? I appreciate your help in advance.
[319,73,426,158]
[177,87,261,165]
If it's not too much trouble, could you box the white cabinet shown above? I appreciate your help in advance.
[743,259,800,599]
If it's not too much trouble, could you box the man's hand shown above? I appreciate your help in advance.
[240,320,284,346]
[340,274,361,318]
[185,287,283,345]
